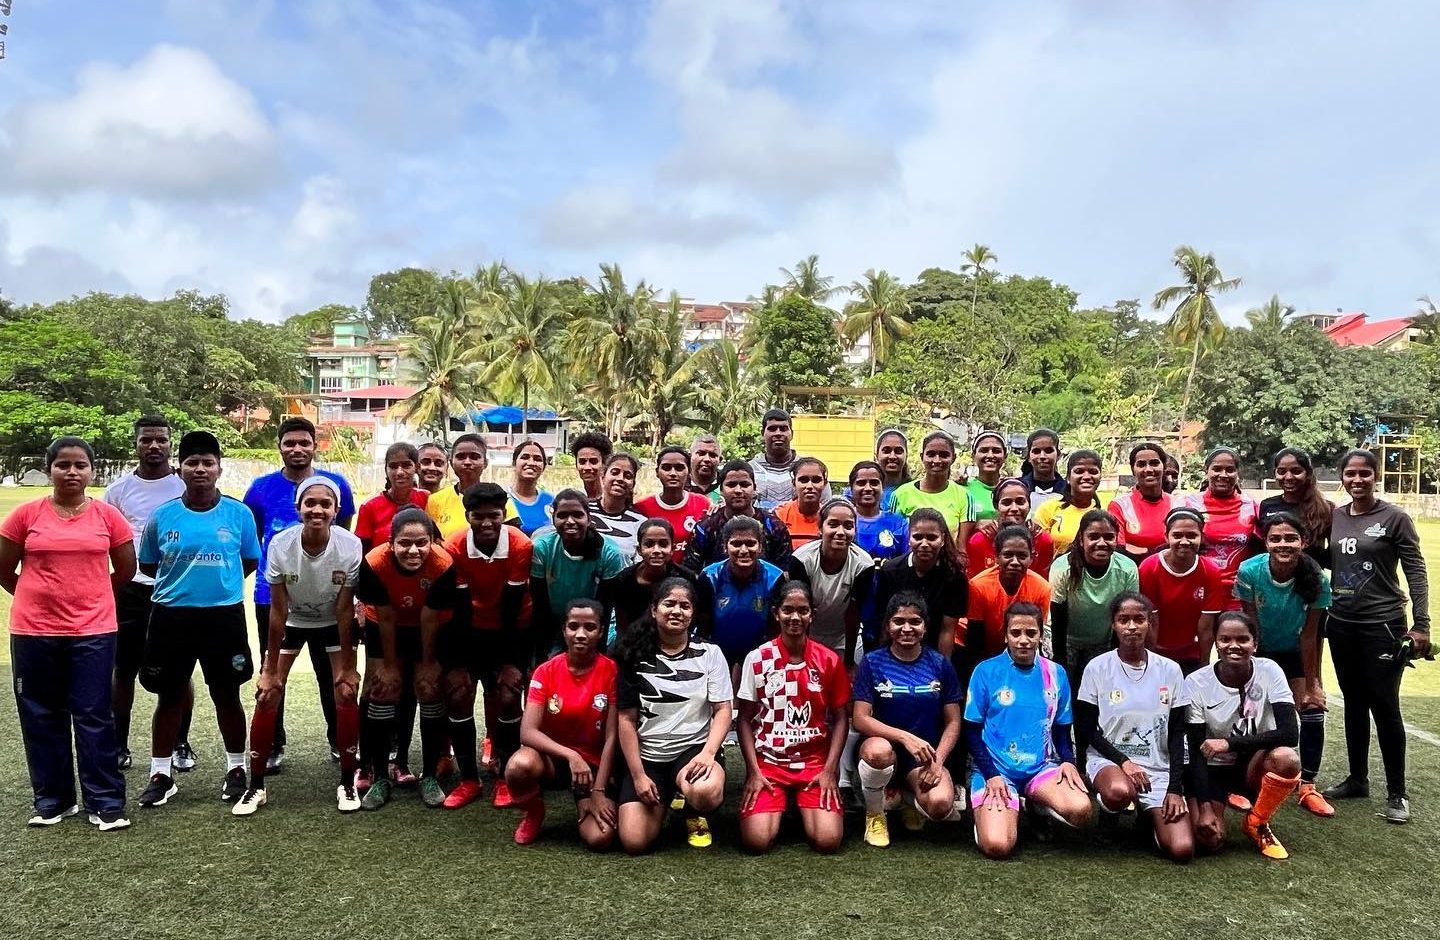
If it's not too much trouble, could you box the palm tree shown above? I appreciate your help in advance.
[840,269,912,377]
[1245,294,1294,332]
[696,338,764,431]
[478,273,565,437]
[1151,246,1241,470]
[638,292,707,448]
[400,295,486,443]
[1412,295,1440,345]
[961,243,998,317]
[565,263,661,439]
[780,254,838,303]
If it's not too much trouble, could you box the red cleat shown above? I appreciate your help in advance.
[492,778,517,808]
[514,799,545,845]
[443,779,484,810]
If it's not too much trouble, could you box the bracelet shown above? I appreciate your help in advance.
[590,788,605,793]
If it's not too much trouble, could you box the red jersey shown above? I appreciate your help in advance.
[736,637,849,772]
[966,529,1054,580]
[772,501,820,551]
[1108,491,1180,557]
[355,489,429,549]
[634,491,712,562]
[527,653,617,767]
[356,543,455,627]
[444,526,533,630]
[1187,491,1258,602]
[966,567,1052,657]
[1138,552,1225,661]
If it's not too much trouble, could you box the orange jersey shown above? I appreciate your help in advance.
[356,543,456,627]
[966,567,1051,658]
[444,527,533,630]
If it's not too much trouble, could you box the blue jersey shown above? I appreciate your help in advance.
[964,651,1072,779]
[703,559,785,664]
[854,511,908,562]
[242,469,356,604]
[509,491,556,536]
[852,646,960,746]
[140,496,262,608]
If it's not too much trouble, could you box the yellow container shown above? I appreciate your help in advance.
[791,414,877,479]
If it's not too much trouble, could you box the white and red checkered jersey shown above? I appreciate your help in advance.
[737,637,850,772]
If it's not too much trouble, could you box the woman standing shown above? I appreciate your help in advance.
[1,437,135,830]
[870,508,967,656]
[1019,429,1067,508]
[614,578,732,852]
[890,432,973,546]
[853,593,963,847]
[774,457,830,550]
[1137,508,1224,674]
[508,440,556,536]
[873,429,912,507]
[613,519,708,635]
[1184,611,1301,860]
[1075,593,1193,863]
[587,453,646,561]
[507,599,619,848]
[1323,449,1430,823]
[1234,512,1333,817]
[1186,447,1258,601]
[787,499,872,666]
[427,435,487,540]
[529,490,625,657]
[849,462,908,562]
[965,478,1054,578]
[966,602,1092,860]
[1108,442,1180,561]
[356,442,429,552]
[1032,450,1104,554]
[701,516,787,671]
[965,431,1009,525]
[966,526,1052,662]
[1258,448,1332,568]
[1049,509,1139,690]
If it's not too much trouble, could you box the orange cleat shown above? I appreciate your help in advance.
[442,779,484,810]
[1243,814,1289,860]
[514,799,545,845]
[1296,783,1335,818]
[492,778,517,807]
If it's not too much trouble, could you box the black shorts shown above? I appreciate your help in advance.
[363,622,422,663]
[545,757,617,801]
[139,603,252,694]
[617,742,706,806]
[1190,761,1254,804]
[281,622,343,654]
[114,581,155,679]
[437,625,526,681]
[1261,649,1304,682]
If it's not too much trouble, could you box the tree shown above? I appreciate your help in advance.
[1245,294,1295,332]
[779,254,839,304]
[696,338,765,432]
[637,293,707,448]
[400,291,486,443]
[285,304,359,341]
[364,267,449,337]
[565,263,661,439]
[1412,295,1440,345]
[840,269,911,377]
[1151,246,1240,470]
[748,294,843,400]
[480,274,566,437]
[960,243,998,318]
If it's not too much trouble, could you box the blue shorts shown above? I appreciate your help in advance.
[969,762,1063,812]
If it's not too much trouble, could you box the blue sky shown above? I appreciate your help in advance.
[1,0,1438,324]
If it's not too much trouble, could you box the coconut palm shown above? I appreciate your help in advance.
[1245,294,1295,332]
[961,243,998,317]
[1152,246,1241,470]
[841,269,912,377]
[780,254,838,303]
[1413,295,1440,345]
[401,297,487,443]
[696,338,764,431]
[478,273,565,437]
[565,263,662,438]
[637,292,708,448]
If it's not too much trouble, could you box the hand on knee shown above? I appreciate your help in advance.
[1099,778,1137,812]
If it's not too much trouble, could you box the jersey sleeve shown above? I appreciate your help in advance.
[355,559,387,607]
[99,501,134,547]
[823,653,850,708]
[734,649,760,703]
[1263,660,1294,706]
[425,565,459,610]
[526,658,555,707]
[1106,498,1127,546]
[939,657,963,705]
[1055,668,1074,725]
[705,645,735,702]
[1202,562,1226,614]
[1233,564,1256,604]
[530,537,549,579]
[1048,560,1071,603]
[1077,656,1100,705]
[941,571,968,618]
[354,501,375,543]
[509,538,534,586]
[851,656,875,706]
[1314,566,1333,610]
[239,506,262,560]
[616,669,640,710]
[0,500,34,544]
[963,666,988,723]
[600,541,626,579]
[337,476,357,525]
[264,532,287,585]
[1165,661,1191,708]
[1183,674,1204,724]
[138,517,161,566]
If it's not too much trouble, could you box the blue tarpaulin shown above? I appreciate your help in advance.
[470,406,563,427]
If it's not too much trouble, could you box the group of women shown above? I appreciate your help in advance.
[2,421,1431,863]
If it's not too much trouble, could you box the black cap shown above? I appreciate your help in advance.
[177,430,222,461]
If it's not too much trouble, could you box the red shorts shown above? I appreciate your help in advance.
[740,762,842,818]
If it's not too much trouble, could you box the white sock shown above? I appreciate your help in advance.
[838,730,860,788]
[151,757,173,778]
[226,751,246,772]
[857,760,894,814]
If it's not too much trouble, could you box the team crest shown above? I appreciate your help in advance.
[718,596,731,609]
[547,694,562,714]
[879,530,895,548]
[1158,686,1172,706]
[927,680,942,694]
[420,578,433,590]
[997,687,1016,706]
[1364,524,1387,538]
[807,667,822,692]
[1193,587,1206,600]
[1108,689,1124,705]
[591,693,608,711]
[331,570,347,585]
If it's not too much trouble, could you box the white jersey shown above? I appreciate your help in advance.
[104,470,186,585]
[789,540,872,659]
[1078,650,1188,773]
[263,525,363,627]
[1183,658,1293,766]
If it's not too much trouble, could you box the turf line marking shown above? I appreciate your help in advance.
[1331,692,1440,749]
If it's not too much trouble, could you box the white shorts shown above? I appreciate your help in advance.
[1086,755,1169,811]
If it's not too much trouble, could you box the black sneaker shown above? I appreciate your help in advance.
[1380,794,1411,824]
[87,810,132,832]
[221,767,248,802]
[265,747,285,774]
[118,749,132,772]
[172,742,198,773]
[139,774,178,807]
[329,746,341,763]
[1323,776,1370,800]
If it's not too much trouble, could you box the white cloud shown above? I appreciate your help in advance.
[288,175,356,246]
[1,44,280,199]
[538,183,762,250]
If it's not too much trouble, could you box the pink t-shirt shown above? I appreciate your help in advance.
[1,497,132,636]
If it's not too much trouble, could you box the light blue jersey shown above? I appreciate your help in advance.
[964,650,1071,779]
[140,496,261,608]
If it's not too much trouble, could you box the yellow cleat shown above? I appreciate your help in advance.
[864,811,891,847]
[670,794,687,812]
[686,815,713,848]
[1243,814,1289,860]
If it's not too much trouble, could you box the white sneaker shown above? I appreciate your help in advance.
[86,811,132,832]
[336,784,361,813]
[27,805,79,827]
[231,787,267,817]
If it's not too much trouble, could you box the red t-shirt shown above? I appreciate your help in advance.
[527,653,618,767]
[634,492,712,562]
[355,489,429,549]
[1188,492,1258,602]
[444,526,533,630]
[1108,491,1181,557]
[772,501,820,551]
[966,530,1054,580]
[1137,552,1225,661]
[966,567,1052,657]
[0,498,132,637]
[736,637,849,772]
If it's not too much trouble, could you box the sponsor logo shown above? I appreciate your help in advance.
[1159,686,1172,706]
[1364,523,1387,538]
[718,596,731,609]
[876,679,895,699]
[1108,689,1124,705]
[231,654,248,673]
[927,680,942,694]
[785,700,813,726]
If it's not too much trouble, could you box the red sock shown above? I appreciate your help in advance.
[249,706,277,785]
[336,702,359,782]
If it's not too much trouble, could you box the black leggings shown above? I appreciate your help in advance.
[1328,616,1407,796]
[256,603,337,748]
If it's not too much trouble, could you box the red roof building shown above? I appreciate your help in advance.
[1301,312,1417,350]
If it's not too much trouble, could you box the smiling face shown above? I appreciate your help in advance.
[1205,452,1239,499]
[725,529,761,574]
[1164,517,1203,565]
[850,467,883,512]
[297,484,338,531]
[653,586,694,642]
[994,482,1031,526]
[603,460,636,503]
[1068,457,1100,497]
[1273,454,1309,497]
[909,518,944,567]
[1132,448,1165,493]
[563,607,603,657]
[514,444,545,483]
[392,522,432,573]
[575,447,606,488]
[1080,519,1117,567]
[49,447,94,496]
[1215,617,1257,667]
[135,425,172,470]
[794,464,828,512]
[721,469,755,513]
[973,437,1006,475]
[1027,435,1058,478]
[637,524,673,569]
[1004,614,1042,665]
[775,589,812,640]
[921,438,955,479]
[417,447,448,489]
[820,504,855,552]
[1341,456,1376,501]
[886,604,926,653]
[1112,599,1151,651]
[876,434,908,478]
[1265,521,1305,565]
[552,498,589,546]
[465,502,506,548]
[279,430,316,472]
[452,441,487,485]
[656,453,690,493]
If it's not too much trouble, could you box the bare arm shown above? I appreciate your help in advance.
[109,542,137,589]
[0,536,20,596]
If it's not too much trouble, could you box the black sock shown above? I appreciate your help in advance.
[178,707,193,746]
[419,703,448,777]
[1300,707,1325,783]
[450,717,478,781]
[364,702,395,780]
[492,715,521,769]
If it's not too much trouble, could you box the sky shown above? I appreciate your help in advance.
[1,0,1438,325]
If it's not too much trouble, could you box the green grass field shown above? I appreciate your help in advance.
[2,487,1439,939]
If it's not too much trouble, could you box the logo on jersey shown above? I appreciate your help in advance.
[419,578,433,590]
[1193,587,1206,601]
[591,693,608,712]
[1364,523,1387,538]
[875,679,895,699]
[927,680,942,694]
[1158,686,1172,706]
[1128,520,1140,533]
[807,667,822,692]
[1044,686,1058,703]
[546,694,562,714]
[785,700,812,727]
[718,596,731,609]
[765,670,787,696]
[879,530,895,548]
[331,570,347,585]
[997,687,1016,706]
[1108,689,1124,705]
[684,517,698,534]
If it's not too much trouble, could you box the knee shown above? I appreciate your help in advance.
[581,827,615,853]
[976,833,1015,860]
[918,788,952,819]
[506,748,542,783]
[858,738,895,768]
[1163,830,1195,865]
[687,780,724,814]
[809,830,843,855]
[619,829,653,856]
[1267,747,1301,778]
[741,829,774,856]
[1098,777,1137,812]
[1060,799,1094,829]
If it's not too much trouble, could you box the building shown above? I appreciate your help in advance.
[301,318,407,394]
[680,300,754,348]
[1297,311,1419,350]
